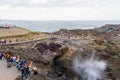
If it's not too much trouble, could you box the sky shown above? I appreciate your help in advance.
[0,0,120,20]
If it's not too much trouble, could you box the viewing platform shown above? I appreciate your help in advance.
[0,24,17,29]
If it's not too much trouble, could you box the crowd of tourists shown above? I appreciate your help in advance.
[0,52,38,80]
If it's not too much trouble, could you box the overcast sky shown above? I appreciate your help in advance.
[0,0,120,20]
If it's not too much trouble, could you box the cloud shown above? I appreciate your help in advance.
[0,6,120,20]
[0,0,101,7]
[0,0,120,20]
[0,0,120,8]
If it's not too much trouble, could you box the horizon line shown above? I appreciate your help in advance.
[1,19,120,21]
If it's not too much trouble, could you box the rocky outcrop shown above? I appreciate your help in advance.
[1,37,120,80]
[33,37,120,80]
[1,24,120,80]
[94,24,120,32]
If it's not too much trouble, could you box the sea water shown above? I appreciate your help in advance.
[0,20,120,32]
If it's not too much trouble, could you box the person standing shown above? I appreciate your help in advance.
[25,59,29,66]
[29,62,33,75]
[16,55,20,64]
[13,55,17,66]
[25,65,30,77]
[10,56,13,64]
[20,65,24,80]
[33,66,38,75]
[20,65,28,80]
[0,52,2,60]
[17,62,21,71]
[21,59,25,65]
[7,56,11,68]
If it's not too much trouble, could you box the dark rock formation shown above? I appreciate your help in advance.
[1,24,120,80]
[94,24,120,32]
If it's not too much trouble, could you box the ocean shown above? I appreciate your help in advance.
[0,20,120,32]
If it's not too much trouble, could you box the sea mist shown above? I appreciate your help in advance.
[73,56,106,80]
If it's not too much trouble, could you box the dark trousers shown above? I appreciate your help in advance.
[0,56,2,60]
[21,72,28,80]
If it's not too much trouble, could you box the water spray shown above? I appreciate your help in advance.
[73,55,106,80]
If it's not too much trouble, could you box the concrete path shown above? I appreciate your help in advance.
[0,60,20,80]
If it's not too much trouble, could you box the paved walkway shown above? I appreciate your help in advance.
[0,60,20,80]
